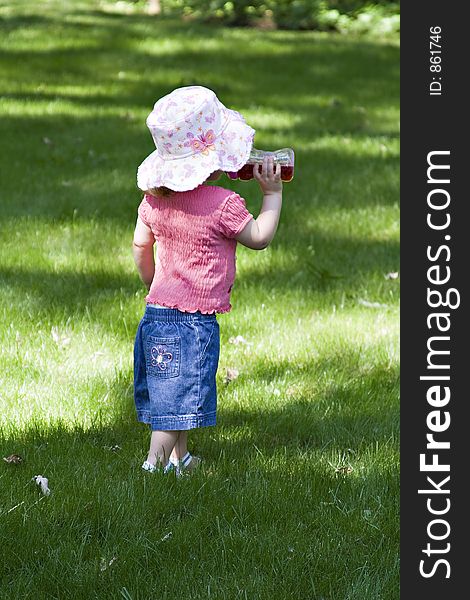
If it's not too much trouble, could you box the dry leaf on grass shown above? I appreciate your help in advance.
[225,368,239,384]
[104,445,122,452]
[228,335,252,346]
[51,327,71,348]
[100,557,117,572]
[334,466,353,475]
[3,454,23,464]
[358,299,389,309]
[286,384,302,398]
[32,475,51,495]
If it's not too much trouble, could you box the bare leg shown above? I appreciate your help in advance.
[170,431,188,462]
[147,430,179,467]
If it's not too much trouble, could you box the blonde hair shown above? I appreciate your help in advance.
[146,186,175,198]
[144,170,221,198]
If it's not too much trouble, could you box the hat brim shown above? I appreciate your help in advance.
[137,110,255,192]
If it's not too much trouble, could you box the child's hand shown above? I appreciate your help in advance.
[253,155,283,194]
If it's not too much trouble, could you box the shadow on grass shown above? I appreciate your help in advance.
[0,111,399,224]
[0,386,399,597]
[0,274,399,591]
[0,353,398,459]
[1,10,399,212]
[0,264,139,323]
[0,217,398,326]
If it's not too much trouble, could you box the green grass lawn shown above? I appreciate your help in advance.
[0,1,399,598]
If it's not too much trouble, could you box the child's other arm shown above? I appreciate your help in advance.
[132,216,155,290]
[235,155,282,250]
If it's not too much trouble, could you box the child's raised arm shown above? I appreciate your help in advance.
[235,155,283,250]
[133,216,155,290]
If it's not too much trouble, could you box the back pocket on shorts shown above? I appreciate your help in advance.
[145,336,180,378]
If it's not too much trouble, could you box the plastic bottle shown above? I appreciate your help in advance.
[226,147,295,182]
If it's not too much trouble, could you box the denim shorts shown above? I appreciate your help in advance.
[134,305,220,431]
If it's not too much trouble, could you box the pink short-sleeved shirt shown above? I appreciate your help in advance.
[137,185,254,314]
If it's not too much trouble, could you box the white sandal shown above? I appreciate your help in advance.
[175,455,202,477]
[141,460,157,473]
[142,460,175,474]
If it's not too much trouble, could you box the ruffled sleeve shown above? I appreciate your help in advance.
[218,193,254,239]
[137,195,153,227]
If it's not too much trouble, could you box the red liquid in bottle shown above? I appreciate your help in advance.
[280,165,294,182]
[236,163,294,182]
[226,148,295,182]
[238,163,255,180]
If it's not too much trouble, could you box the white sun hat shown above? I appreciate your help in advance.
[136,86,256,192]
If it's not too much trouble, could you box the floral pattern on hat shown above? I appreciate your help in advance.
[137,86,255,192]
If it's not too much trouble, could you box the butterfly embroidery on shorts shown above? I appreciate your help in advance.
[150,345,173,371]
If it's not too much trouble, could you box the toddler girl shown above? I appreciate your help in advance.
[133,86,283,476]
